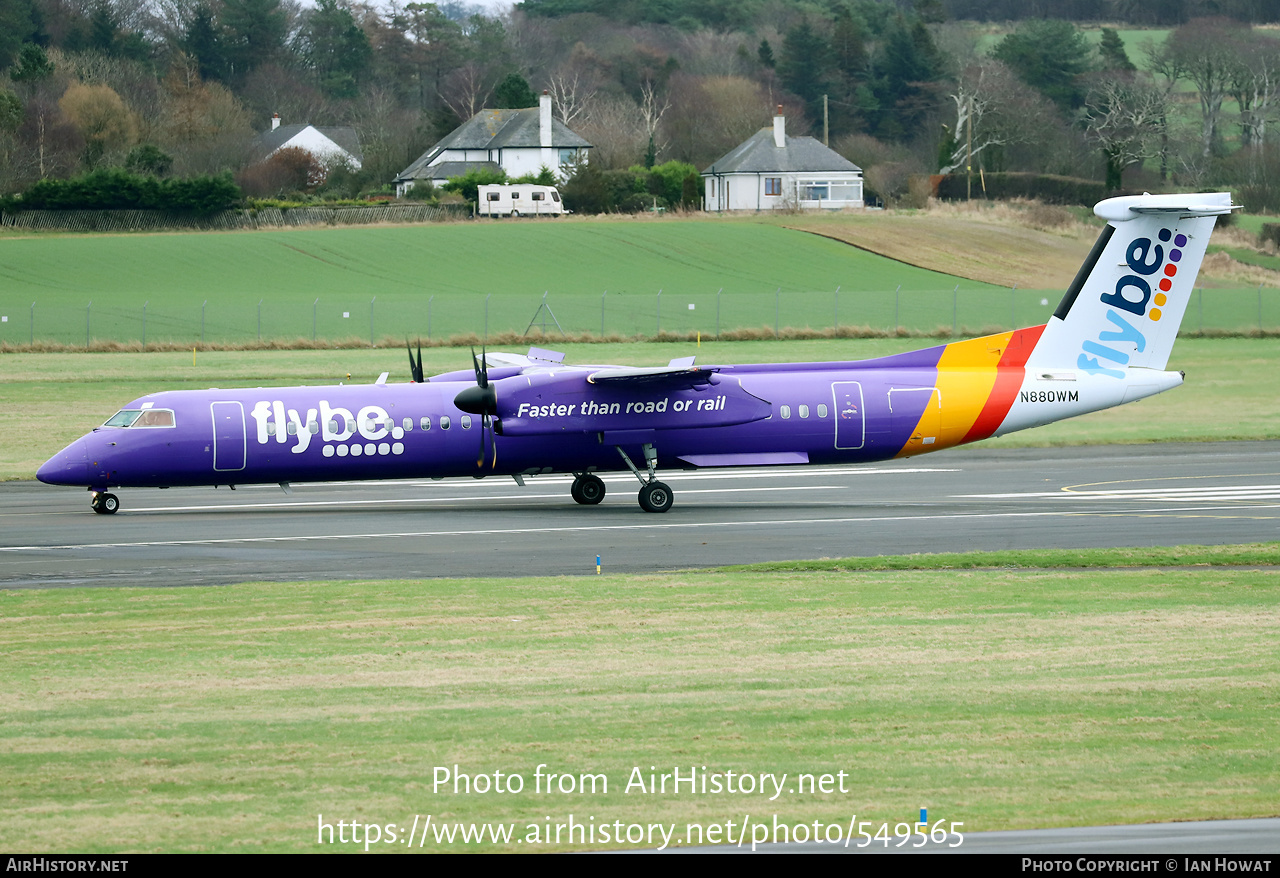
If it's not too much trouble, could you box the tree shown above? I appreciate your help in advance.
[869,15,945,141]
[221,0,287,79]
[1165,18,1248,158]
[492,71,537,108]
[182,2,228,82]
[777,20,834,124]
[58,82,138,168]
[1098,28,1136,72]
[1229,29,1280,152]
[10,44,55,83]
[293,0,374,99]
[991,19,1094,110]
[1082,74,1168,190]
[0,0,43,71]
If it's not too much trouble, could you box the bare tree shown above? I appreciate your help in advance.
[1165,19,1247,158]
[575,94,646,169]
[1082,73,1168,190]
[440,60,496,121]
[938,60,1055,175]
[638,79,670,160]
[1230,30,1280,152]
[546,64,597,128]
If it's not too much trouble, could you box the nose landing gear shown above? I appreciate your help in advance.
[90,491,120,514]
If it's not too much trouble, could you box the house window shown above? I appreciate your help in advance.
[800,181,829,201]
[765,177,782,196]
[559,149,577,165]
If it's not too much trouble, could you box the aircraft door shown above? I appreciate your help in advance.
[831,381,865,449]
[211,401,247,472]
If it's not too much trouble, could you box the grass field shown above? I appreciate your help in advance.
[2,545,1276,852]
[3,215,1279,349]
[3,337,1277,481]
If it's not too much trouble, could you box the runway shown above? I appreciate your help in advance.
[3,440,1279,588]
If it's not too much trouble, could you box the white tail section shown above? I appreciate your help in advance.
[1026,192,1237,375]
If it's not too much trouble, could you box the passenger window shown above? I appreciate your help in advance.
[308,421,319,434]
[817,404,828,418]
[420,416,431,431]
[780,405,790,419]
[461,416,472,429]
[403,417,413,432]
[346,419,356,433]
[487,192,499,201]
[440,416,451,430]
[532,191,544,201]
[512,191,520,199]
[799,405,809,419]
[267,422,277,436]
[287,422,297,435]
[328,419,339,433]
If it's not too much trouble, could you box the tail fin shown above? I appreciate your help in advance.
[1026,192,1237,375]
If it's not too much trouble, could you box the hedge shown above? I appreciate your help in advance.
[1,169,241,215]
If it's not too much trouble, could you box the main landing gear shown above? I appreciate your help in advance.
[616,443,673,514]
[90,490,120,515]
[570,473,606,505]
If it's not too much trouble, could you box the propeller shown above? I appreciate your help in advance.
[452,346,498,468]
[406,338,424,383]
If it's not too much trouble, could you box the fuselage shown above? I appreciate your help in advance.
[36,326,1182,493]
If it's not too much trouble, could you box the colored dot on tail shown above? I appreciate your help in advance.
[1159,229,1172,242]
[1164,264,1177,277]
[1175,234,1187,247]
[1155,293,1168,306]
[1150,308,1162,321]
[1159,278,1172,291]
[1170,248,1182,262]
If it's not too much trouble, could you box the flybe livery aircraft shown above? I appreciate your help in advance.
[38,192,1237,514]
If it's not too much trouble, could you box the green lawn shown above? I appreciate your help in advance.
[2,545,1276,852]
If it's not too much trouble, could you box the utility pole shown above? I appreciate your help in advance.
[966,93,973,202]
[823,94,829,147]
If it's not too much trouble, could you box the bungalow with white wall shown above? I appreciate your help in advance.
[703,109,863,212]
[394,92,591,197]
[252,114,363,169]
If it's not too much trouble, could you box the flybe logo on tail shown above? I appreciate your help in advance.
[1079,227,1186,379]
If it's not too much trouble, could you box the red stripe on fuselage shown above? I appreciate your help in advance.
[961,324,1046,443]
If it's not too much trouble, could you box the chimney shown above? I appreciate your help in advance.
[271,113,280,131]
[540,90,552,148]
[773,105,785,148]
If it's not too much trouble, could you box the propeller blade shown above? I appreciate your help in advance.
[406,338,424,383]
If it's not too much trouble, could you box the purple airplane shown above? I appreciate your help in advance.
[38,192,1236,514]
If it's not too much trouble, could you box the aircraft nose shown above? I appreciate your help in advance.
[37,437,92,486]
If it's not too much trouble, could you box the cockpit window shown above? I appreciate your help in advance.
[103,408,175,428]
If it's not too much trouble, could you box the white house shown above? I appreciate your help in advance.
[251,115,363,169]
[703,109,863,211]
[394,92,591,197]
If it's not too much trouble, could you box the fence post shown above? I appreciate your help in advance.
[895,284,900,334]
[30,301,34,345]
[312,298,318,342]
[428,295,433,340]
[370,296,376,347]
[201,300,206,345]
[258,299,263,343]
[656,289,661,336]
[952,285,958,336]
[775,287,780,338]
[601,290,606,338]
[86,301,91,350]
[1198,287,1203,333]
[833,285,840,331]
[1011,283,1017,329]
[716,288,721,339]
[485,293,490,340]
[1259,284,1264,332]
[142,300,148,350]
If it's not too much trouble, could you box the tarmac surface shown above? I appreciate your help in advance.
[3,440,1278,588]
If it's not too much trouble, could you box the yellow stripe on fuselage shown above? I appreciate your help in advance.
[898,331,1012,457]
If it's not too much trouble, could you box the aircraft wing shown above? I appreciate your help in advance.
[587,364,719,388]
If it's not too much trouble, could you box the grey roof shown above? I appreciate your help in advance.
[419,161,503,181]
[250,124,363,164]
[703,128,861,175]
[395,107,591,182]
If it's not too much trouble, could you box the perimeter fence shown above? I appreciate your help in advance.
[3,285,1278,349]
[0,203,469,233]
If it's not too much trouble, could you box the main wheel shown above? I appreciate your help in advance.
[638,481,673,513]
[573,474,605,505]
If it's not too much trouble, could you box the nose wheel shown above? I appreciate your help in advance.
[90,491,120,514]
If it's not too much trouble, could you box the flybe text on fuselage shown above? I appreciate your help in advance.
[1079,228,1186,379]
[249,399,404,458]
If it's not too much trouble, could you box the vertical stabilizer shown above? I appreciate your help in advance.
[1026,192,1237,375]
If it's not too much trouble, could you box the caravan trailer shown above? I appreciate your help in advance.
[478,184,570,217]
